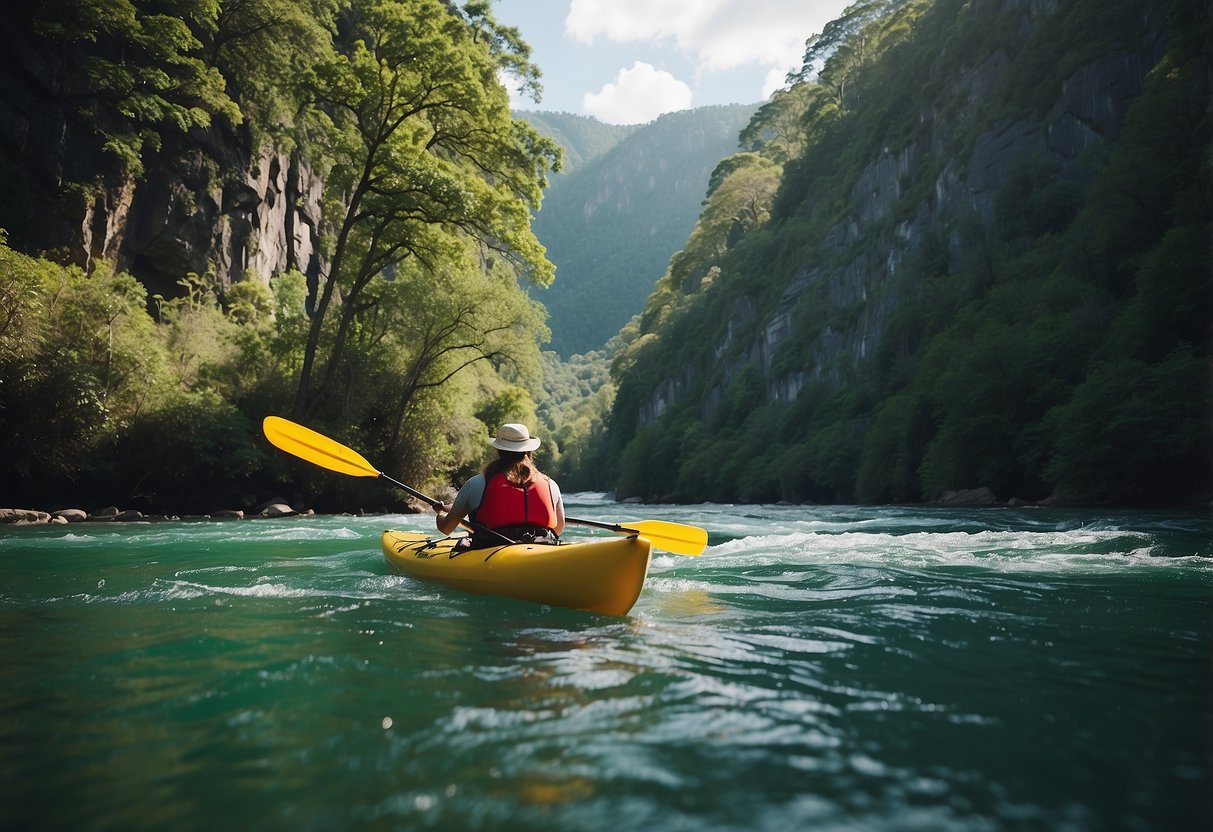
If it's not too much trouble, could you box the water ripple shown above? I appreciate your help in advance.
[2,507,1209,831]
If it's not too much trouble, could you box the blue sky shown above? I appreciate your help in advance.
[491,0,854,124]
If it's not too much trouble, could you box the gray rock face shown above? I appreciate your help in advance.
[0,78,327,301]
[79,138,326,298]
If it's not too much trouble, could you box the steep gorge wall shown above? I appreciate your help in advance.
[636,0,1164,430]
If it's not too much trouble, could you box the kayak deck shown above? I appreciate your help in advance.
[381,530,653,616]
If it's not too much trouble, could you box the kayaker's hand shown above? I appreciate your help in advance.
[435,502,451,516]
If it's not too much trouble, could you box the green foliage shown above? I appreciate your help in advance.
[995,155,1083,241]
[534,350,615,490]
[116,388,267,511]
[739,86,823,164]
[12,0,242,176]
[207,0,338,143]
[292,0,560,423]
[1045,350,1212,503]
[223,278,273,325]
[856,392,932,502]
[789,0,919,108]
[333,246,548,495]
[601,0,1212,507]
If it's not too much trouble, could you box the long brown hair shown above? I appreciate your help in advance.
[483,450,536,486]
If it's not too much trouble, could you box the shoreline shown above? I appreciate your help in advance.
[0,503,430,526]
[4,492,1211,527]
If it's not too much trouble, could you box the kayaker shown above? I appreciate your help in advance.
[434,423,565,547]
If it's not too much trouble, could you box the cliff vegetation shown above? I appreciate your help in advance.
[600,0,1211,506]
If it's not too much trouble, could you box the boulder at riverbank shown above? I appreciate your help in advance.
[0,509,51,524]
[0,506,302,524]
[934,487,1000,506]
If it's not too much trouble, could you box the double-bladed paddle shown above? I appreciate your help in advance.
[262,415,512,543]
[566,517,707,556]
[261,416,708,556]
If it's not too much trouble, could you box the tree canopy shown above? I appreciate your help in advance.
[0,0,562,513]
[290,0,560,422]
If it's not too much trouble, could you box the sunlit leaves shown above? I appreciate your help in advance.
[293,0,558,420]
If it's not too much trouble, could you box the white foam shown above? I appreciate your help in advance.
[690,528,1208,573]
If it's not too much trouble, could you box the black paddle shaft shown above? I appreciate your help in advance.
[565,516,638,535]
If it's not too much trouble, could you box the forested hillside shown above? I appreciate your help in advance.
[530,105,757,356]
[0,0,561,513]
[599,0,1211,506]
[517,112,638,175]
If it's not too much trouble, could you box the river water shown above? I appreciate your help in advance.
[2,496,1209,831]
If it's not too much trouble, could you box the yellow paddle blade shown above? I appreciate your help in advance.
[628,520,708,556]
[262,416,381,479]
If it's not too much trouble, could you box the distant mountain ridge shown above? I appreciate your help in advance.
[516,112,638,175]
[521,105,758,356]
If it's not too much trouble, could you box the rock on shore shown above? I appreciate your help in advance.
[0,504,312,524]
[934,487,1000,506]
[0,509,52,525]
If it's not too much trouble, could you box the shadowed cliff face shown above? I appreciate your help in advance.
[97,136,326,298]
[1,117,325,299]
[0,46,320,297]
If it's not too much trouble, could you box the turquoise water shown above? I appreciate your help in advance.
[2,497,1210,830]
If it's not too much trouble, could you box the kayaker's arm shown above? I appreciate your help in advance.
[551,480,566,536]
[435,502,464,536]
[436,477,482,536]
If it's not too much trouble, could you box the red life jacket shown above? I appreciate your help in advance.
[474,473,557,530]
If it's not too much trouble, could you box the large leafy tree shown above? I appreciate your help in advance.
[291,0,560,422]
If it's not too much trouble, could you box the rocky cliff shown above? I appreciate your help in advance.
[605,0,1209,505]
[92,136,326,297]
[0,17,324,299]
[1,118,325,298]
[639,0,1163,429]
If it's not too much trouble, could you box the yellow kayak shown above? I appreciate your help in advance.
[381,530,653,616]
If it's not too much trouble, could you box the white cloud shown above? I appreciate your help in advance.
[761,66,791,100]
[566,0,838,78]
[582,61,694,124]
[498,68,525,109]
[565,0,698,44]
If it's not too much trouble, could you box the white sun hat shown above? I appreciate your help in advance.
[490,423,541,452]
